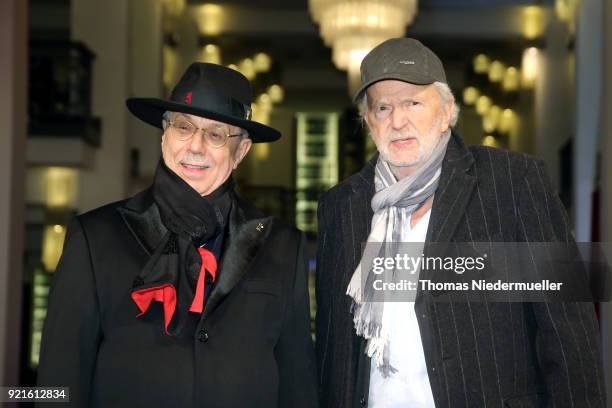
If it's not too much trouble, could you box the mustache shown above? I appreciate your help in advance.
[176,153,214,167]
[383,131,417,142]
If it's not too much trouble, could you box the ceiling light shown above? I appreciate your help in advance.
[309,0,418,95]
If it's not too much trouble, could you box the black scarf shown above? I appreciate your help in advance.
[131,160,233,336]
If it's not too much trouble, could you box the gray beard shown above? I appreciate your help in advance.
[380,128,451,176]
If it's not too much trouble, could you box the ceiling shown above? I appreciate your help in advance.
[187,0,552,10]
[177,0,554,101]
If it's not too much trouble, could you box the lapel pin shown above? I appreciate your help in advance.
[256,223,264,232]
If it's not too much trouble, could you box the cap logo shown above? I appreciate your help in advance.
[185,91,192,105]
[399,60,416,65]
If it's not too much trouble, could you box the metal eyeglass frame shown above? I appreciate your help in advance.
[166,119,243,148]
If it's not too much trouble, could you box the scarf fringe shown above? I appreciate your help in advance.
[348,299,390,368]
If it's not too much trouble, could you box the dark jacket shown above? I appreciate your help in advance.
[37,189,318,408]
[315,132,605,408]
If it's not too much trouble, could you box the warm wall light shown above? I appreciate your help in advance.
[229,53,273,81]
[257,93,272,110]
[45,167,78,208]
[268,85,284,103]
[253,53,272,73]
[521,47,539,89]
[42,225,67,271]
[196,4,224,36]
[556,0,580,23]
[252,101,271,125]
[251,103,261,122]
[201,44,221,64]
[253,144,270,161]
[163,0,185,18]
[522,6,544,40]
[482,135,500,148]
[473,54,490,74]
[499,109,517,134]
[238,58,256,80]
[476,95,492,115]
[462,87,480,105]
[483,105,502,133]
[502,67,520,92]
[162,0,186,33]
[254,94,273,125]
[488,60,506,83]
[556,0,570,21]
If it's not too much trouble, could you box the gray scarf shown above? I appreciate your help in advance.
[346,129,451,376]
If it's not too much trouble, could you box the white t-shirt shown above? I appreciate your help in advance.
[368,209,435,408]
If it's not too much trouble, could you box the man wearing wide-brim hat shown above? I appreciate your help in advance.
[37,63,318,408]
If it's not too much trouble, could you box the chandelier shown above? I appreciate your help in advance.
[309,0,418,95]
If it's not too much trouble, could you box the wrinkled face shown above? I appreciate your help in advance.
[365,80,453,178]
[161,112,252,196]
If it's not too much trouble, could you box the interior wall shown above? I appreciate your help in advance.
[237,107,295,188]
[29,0,70,39]
[573,0,603,241]
[72,0,131,212]
[534,11,574,193]
[128,0,164,194]
[0,0,27,387]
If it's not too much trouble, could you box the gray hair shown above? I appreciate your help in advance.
[357,81,460,127]
[161,110,249,139]
[162,110,172,129]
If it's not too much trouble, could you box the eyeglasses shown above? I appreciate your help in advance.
[166,119,243,148]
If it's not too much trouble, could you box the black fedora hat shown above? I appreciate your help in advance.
[126,62,280,143]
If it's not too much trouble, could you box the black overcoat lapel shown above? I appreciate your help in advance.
[416,132,476,302]
[117,189,167,257]
[117,189,273,318]
[425,132,476,245]
[203,194,274,317]
[343,157,376,273]
[341,158,376,407]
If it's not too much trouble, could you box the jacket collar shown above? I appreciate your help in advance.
[118,189,274,317]
[118,189,167,256]
[203,194,274,317]
[425,130,475,244]
[348,154,377,197]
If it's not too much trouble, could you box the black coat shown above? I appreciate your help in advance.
[315,132,605,408]
[37,189,318,408]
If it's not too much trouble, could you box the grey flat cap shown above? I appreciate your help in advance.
[353,38,447,102]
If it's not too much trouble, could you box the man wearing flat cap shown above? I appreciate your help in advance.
[37,63,318,407]
[315,38,605,407]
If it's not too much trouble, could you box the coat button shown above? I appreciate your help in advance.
[359,396,366,406]
[197,330,209,343]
